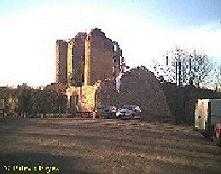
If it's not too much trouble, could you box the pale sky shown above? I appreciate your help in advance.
[0,0,220,87]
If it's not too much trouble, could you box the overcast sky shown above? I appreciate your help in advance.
[0,0,220,87]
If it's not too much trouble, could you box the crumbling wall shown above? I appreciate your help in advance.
[84,35,91,86]
[95,79,118,108]
[56,40,68,84]
[81,85,97,112]
[113,41,122,78]
[119,67,171,121]
[84,28,114,85]
[66,85,98,112]
[56,28,123,88]
[65,28,124,113]
[73,33,87,86]
[67,39,74,86]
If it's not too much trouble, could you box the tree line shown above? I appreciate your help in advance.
[0,84,67,117]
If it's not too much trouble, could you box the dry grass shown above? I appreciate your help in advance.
[0,118,221,174]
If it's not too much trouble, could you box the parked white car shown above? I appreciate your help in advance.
[116,108,133,119]
[116,105,142,119]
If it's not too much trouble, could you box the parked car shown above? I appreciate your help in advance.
[99,105,117,119]
[116,105,142,119]
[116,108,133,119]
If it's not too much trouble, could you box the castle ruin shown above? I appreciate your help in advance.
[56,28,125,112]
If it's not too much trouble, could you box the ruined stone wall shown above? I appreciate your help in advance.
[66,85,97,112]
[80,85,97,112]
[95,79,117,108]
[119,67,171,121]
[67,39,74,86]
[73,33,87,86]
[84,28,114,85]
[56,40,68,84]
[57,28,123,87]
[65,28,124,113]
[84,35,91,86]
[113,41,122,78]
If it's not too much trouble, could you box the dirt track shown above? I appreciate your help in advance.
[0,118,220,174]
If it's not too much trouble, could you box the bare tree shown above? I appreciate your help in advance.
[191,53,212,87]
[152,48,212,87]
[213,65,221,91]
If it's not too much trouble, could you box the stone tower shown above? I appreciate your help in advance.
[56,40,68,84]
[57,28,125,112]
[72,32,87,87]
[84,28,115,86]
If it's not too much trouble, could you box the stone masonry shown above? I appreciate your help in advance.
[56,28,124,112]
[56,40,68,84]
[84,28,115,85]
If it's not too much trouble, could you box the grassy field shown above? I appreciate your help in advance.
[0,118,221,174]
